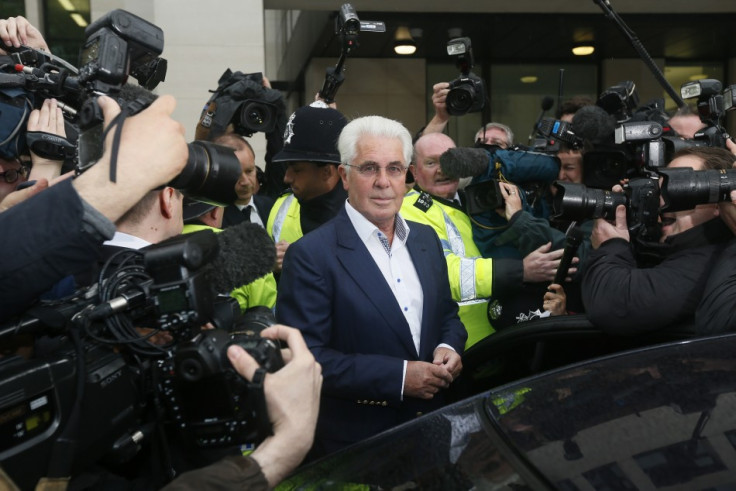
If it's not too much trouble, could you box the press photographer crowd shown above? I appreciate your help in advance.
[1,5,736,490]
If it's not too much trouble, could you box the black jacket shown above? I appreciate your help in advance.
[582,218,733,334]
[696,238,736,334]
[221,194,275,229]
[0,180,113,321]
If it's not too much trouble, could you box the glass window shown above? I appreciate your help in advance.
[490,64,597,148]
[42,0,90,65]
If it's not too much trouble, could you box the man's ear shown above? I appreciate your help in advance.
[159,187,175,219]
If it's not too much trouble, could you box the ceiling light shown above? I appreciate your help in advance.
[520,76,538,84]
[70,12,88,27]
[58,0,75,11]
[572,43,595,56]
[394,26,416,55]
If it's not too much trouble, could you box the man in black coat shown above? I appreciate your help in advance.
[214,132,274,229]
[583,147,735,334]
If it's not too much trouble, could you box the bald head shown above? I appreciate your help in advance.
[411,133,458,199]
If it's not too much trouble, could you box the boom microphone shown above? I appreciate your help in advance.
[571,105,616,145]
[207,221,277,293]
[439,147,490,179]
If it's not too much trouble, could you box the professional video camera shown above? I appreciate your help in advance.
[0,230,282,489]
[1,10,242,206]
[196,69,287,141]
[445,37,485,116]
[318,3,385,104]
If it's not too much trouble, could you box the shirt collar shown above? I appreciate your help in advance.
[344,200,410,246]
[104,231,152,250]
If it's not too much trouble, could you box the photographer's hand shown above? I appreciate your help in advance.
[422,82,451,136]
[27,98,66,182]
[523,242,578,283]
[72,95,188,223]
[0,16,48,53]
[591,204,629,249]
[498,182,522,220]
[227,325,322,487]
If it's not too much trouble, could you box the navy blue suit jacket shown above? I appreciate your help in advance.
[276,206,466,453]
[221,194,274,229]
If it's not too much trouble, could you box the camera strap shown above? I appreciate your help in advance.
[248,368,272,442]
[103,98,149,183]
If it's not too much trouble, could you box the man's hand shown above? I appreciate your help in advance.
[522,242,577,283]
[433,347,462,380]
[543,283,567,316]
[591,204,629,249]
[421,82,451,136]
[228,325,322,488]
[274,240,290,272]
[72,94,188,223]
[27,98,66,182]
[0,16,49,53]
[497,181,522,220]
[404,360,452,400]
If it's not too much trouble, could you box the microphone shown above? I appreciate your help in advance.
[528,95,555,144]
[553,223,583,285]
[207,221,277,293]
[571,105,616,145]
[439,147,490,179]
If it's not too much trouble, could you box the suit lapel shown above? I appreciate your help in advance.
[334,209,418,357]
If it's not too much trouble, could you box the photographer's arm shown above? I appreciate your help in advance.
[162,325,322,489]
[72,95,188,222]
[0,95,188,321]
[0,16,48,53]
[420,82,451,136]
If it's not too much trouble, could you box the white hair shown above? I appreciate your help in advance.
[338,116,412,172]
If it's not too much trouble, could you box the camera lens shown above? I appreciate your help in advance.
[553,181,627,221]
[237,100,277,134]
[446,85,476,116]
[169,140,241,206]
[660,167,736,212]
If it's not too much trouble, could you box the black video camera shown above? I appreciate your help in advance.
[446,37,485,116]
[318,4,385,104]
[0,231,282,489]
[2,9,242,206]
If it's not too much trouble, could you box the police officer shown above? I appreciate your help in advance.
[400,132,523,348]
[266,101,348,272]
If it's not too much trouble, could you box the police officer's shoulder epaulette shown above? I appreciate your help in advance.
[413,191,433,213]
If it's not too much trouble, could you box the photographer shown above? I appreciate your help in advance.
[163,325,322,490]
[0,93,189,320]
[582,147,735,334]
[695,164,736,334]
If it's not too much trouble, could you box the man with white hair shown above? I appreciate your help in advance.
[276,115,467,457]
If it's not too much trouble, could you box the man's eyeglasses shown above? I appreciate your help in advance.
[0,167,28,184]
[343,162,407,178]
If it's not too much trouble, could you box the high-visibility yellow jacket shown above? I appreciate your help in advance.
[400,189,497,349]
[266,193,302,243]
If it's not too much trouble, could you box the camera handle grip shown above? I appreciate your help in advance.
[248,368,274,442]
[319,65,345,104]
